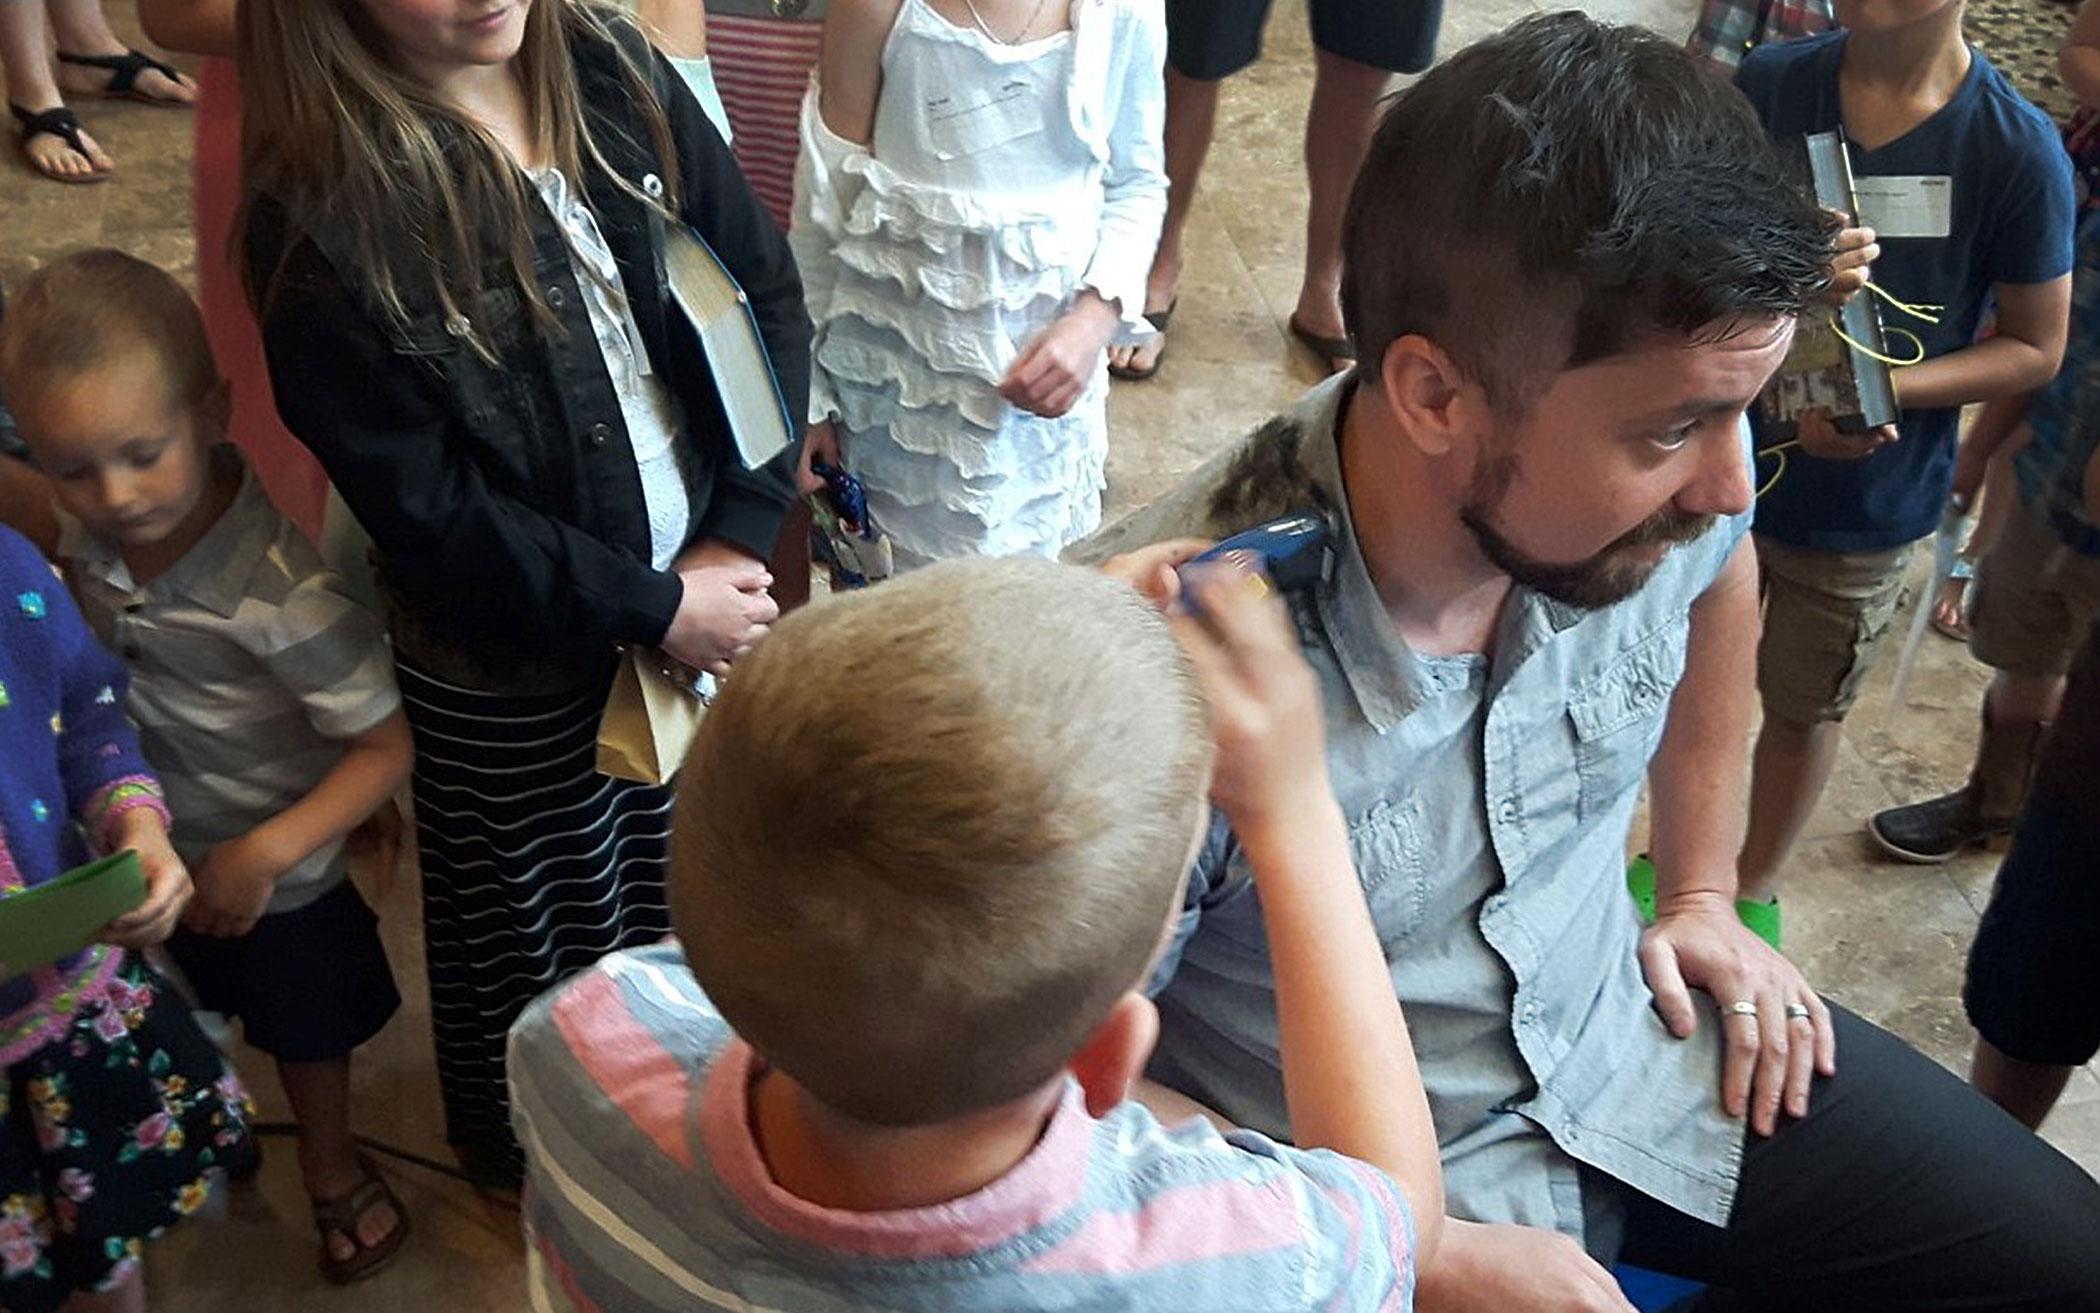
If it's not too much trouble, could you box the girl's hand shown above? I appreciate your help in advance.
[798,420,842,497]
[1826,221,1879,304]
[186,830,294,939]
[664,548,778,675]
[103,817,193,950]
[1794,407,1898,461]
[1169,562,1332,841]
[1001,292,1122,419]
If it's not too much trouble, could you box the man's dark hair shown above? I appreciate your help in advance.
[1341,11,1834,414]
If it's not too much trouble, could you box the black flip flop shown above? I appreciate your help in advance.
[1288,314,1357,373]
[56,49,193,106]
[10,104,108,184]
[1109,300,1177,382]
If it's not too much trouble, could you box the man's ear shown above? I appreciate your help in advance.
[1068,994,1159,1119]
[1371,333,1491,460]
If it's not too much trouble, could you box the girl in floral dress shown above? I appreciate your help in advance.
[0,526,252,1313]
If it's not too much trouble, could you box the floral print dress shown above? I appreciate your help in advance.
[0,528,254,1311]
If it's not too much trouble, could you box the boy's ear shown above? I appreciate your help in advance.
[1069,993,1158,1119]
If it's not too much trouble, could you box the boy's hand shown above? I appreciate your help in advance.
[1001,292,1121,418]
[103,823,193,949]
[1826,222,1879,304]
[1099,538,1212,610]
[1170,563,1330,838]
[347,798,405,903]
[187,830,295,938]
[1794,407,1898,461]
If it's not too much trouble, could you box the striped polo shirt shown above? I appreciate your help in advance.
[59,444,399,914]
[510,944,1418,1313]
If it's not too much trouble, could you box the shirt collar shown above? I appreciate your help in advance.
[65,446,272,619]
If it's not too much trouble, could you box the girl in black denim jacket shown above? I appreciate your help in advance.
[236,0,811,1186]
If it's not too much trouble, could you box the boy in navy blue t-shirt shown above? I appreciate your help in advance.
[1732,0,2074,933]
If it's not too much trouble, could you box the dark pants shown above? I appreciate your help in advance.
[1618,1003,2100,1311]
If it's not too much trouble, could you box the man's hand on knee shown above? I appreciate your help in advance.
[1415,1220,1636,1313]
[1639,891,1838,1136]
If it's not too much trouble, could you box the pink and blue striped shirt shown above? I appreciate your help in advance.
[509,944,1417,1312]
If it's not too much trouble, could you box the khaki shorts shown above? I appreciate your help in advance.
[1754,535,1914,725]
[1969,504,2100,678]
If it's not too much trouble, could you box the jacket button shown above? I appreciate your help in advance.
[546,285,567,309]
[642,172,664,199]
[589,422,612,446]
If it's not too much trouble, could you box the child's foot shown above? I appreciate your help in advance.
[1287,289,1355,376]
[308,1154,409,1284]
[11,103,113,183]
[1930,569,1972,641]
[56,49,197,106]
[1108,257,1181,381]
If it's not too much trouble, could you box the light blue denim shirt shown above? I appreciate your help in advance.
[1075,374,1752,1247]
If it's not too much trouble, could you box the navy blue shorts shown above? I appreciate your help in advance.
[1964,625,2100,1067]
[1165,0,1443,80]
[165,879,400,1064]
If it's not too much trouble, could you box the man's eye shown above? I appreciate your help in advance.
[1654,422,1699,452]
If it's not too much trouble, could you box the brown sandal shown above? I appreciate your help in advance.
[311,1156,410,1285]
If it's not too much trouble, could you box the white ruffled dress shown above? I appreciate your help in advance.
[791,0,1167,566]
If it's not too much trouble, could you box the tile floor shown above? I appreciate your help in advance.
[3,0,2095,1308]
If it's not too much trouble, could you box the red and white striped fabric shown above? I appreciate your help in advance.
[708,15,824,228]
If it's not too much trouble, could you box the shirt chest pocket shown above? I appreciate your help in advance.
[924,79,1046,161]
[1351,791,1431,951]
[392,286,541,493]
[1566,620,1690,823]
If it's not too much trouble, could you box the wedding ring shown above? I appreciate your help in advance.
[1785,1003,1813,1021]
[1725,1000,1760,1019]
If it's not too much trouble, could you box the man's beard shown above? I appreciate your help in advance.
[1459,452,1714,611]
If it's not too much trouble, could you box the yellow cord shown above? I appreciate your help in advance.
[1756,441,1797,499]
[1827,318,1928,367]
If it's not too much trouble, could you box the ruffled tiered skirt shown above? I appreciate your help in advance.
[817,151,1108,565]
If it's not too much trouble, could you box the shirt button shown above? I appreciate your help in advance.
[589,422,612,446]
[547,285,568,309]
[1497,800,1519,825]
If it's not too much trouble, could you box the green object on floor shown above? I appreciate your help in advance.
[1624,854,1783,951]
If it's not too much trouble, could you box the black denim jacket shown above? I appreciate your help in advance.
[245,20,809,692]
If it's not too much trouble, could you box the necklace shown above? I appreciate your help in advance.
[960,0,1050,45]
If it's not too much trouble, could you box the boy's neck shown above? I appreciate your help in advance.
[1840,9,1970,120]
[122,450,237,586]
[750,1068,1063,1212]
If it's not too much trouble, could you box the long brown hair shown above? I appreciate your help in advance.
[236,0,682,358]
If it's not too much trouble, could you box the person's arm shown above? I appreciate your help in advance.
[185,713,412,938]
[655,41,811,561]
[1893,276,2072,411]
[1000,4,1167,418]
[1953,393,2035,505]
[245,204,685,652]
[136,0,237,57]
[2064,0,2100,111]
[1639,537,1838,1138]
[1173,564,1443,1266]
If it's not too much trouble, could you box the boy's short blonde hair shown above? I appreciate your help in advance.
[0,249,219,412]
[674,557,1214,1127]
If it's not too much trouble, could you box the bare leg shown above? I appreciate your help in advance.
[1971,1036,2076,1130]
[1290,48,1396,365]
[1737,712,1846,905]
[46,0,195,104]
[1,0,112,178]
[1108,66,1221,375]
[65,1268,145,1313]
[280,1056,400,1261]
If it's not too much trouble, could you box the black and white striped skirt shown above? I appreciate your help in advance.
[396,658,675,1185]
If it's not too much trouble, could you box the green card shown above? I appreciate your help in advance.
[0,850,148,975]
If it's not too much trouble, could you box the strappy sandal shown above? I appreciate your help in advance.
[10,104,109,184]
[55,49,195,106]
[311,1155,410,1285]
[1108,300,1177,382]
[1288,314,1357,373]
